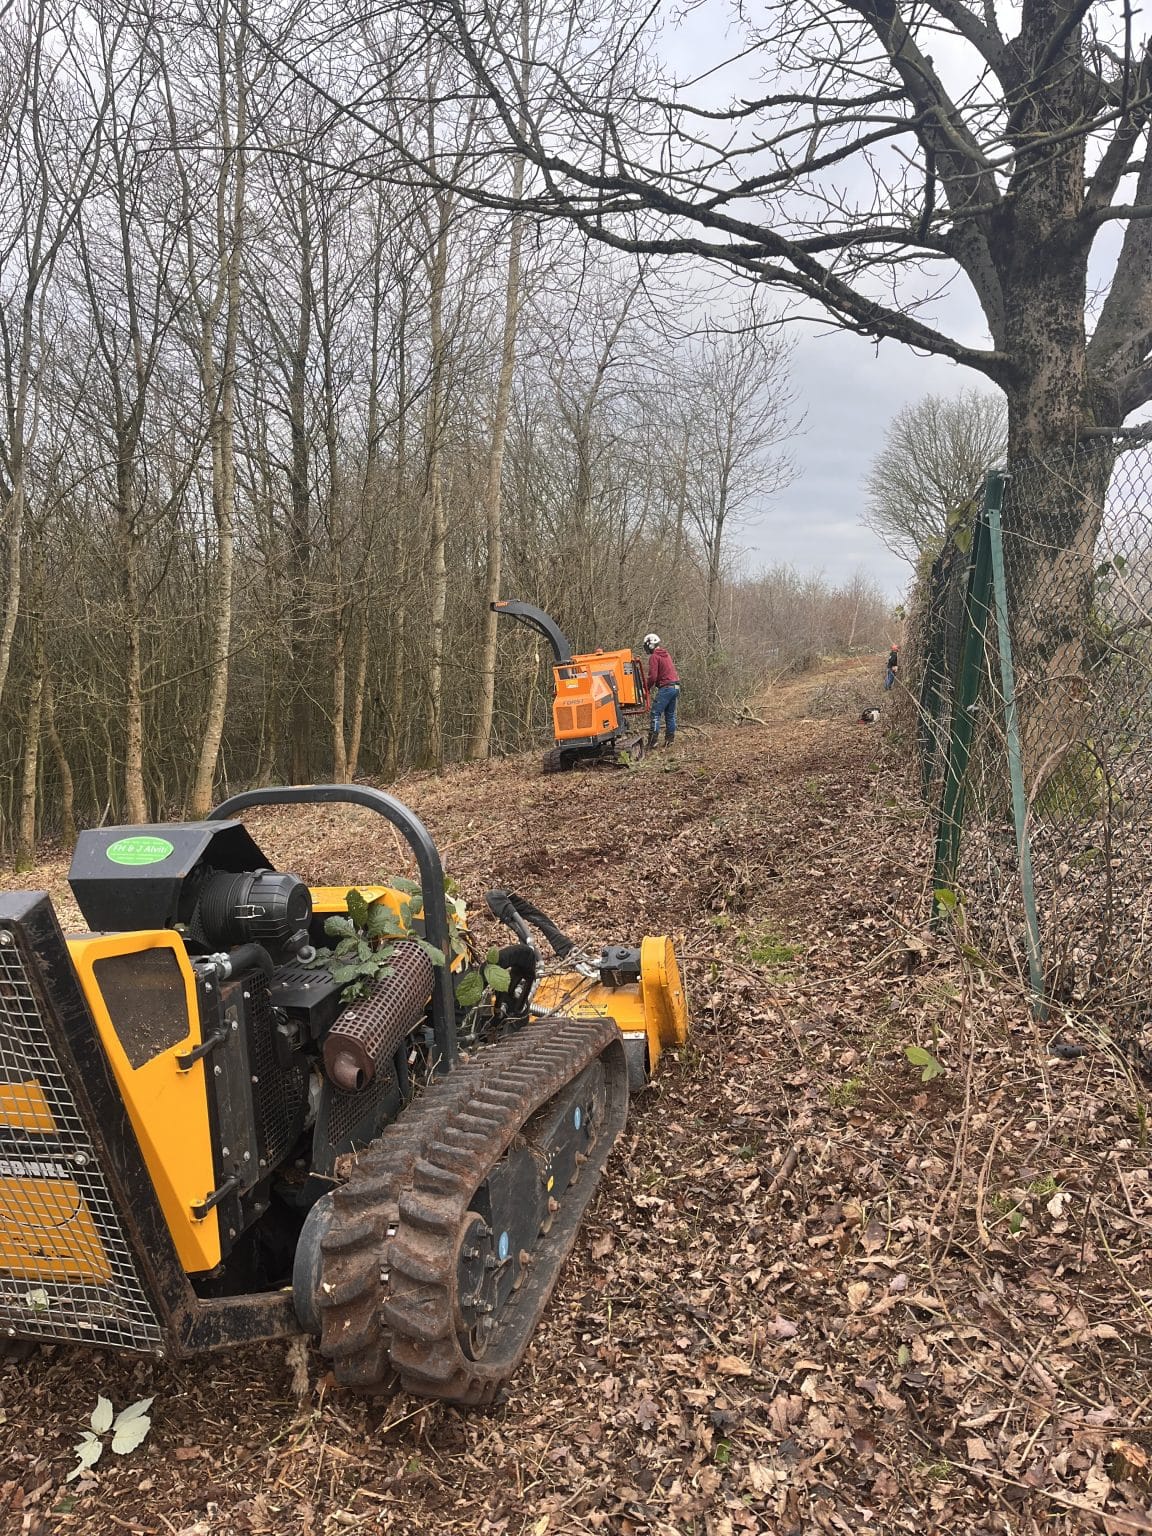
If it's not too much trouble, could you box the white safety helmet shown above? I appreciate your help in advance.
[642,633,661,653]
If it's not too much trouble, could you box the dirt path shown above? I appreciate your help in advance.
[3,658,1149,1535]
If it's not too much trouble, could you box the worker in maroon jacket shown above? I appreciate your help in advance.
[643,633,680,748]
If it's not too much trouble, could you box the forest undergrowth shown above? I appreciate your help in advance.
[3,655,1151,1536]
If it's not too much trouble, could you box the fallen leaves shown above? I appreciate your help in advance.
[712,1356,753,1379]
[846,1280,871,1310]
[2,658,1151,1534]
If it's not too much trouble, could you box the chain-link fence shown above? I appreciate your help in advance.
[913,437,1152,1024]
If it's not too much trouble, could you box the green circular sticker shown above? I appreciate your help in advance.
[105,835,175,866]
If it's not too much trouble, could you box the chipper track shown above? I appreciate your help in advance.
[318,1016,628,1404]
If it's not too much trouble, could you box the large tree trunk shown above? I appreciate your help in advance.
[1000,415,1115,797]
[991,0,1117,795]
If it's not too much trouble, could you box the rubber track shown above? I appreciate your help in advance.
[318,1043,527,1388]
[318,1018,626,1402]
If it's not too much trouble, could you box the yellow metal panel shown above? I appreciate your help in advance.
[533,939,689,1082]
[309,885,399,915]
[641,937,689,1048]
[66,932,220,1273]
[531,973,647,1029]
[0,1176,111,1282]
[0,1081,55,1133]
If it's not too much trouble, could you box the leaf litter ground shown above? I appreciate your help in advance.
[3,657,1151,1535]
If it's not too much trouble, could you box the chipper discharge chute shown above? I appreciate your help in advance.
[491,599,650,772]
[0,785,688,1405]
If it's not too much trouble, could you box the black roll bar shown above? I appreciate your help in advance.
[209,785,457,1071]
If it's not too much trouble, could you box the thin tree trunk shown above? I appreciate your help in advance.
[345,613,369,781]
[288,183,314,782]
[424,204,451,770]
[0,499,21,707]
[122,539,147,823]
[469,195,525,759]
[189,0,246,818]
[42,667,75,846]
[847,591,861,650]
[526,638,541,748]
[384,602,405,780]
[16,638,44,868]
[331,613,348,780]
[706,553,722,657]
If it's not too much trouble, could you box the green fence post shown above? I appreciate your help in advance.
[985,470,1046,1016]
[932,483,994,923]
[918,608,946,801]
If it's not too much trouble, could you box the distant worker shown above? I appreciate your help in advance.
[885,645,899,691]
[643,633,680,748]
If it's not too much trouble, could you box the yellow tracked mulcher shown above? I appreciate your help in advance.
[0,786,687,1404]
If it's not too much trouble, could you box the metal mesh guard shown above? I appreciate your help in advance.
[0,933,163,1350]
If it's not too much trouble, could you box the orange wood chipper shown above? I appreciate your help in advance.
[491,600,650,772]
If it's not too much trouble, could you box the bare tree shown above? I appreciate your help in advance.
[432,0,1151,451]
[468,0,532,762]
[681,325,796,657]
[0,1,105,710]
[158,0,250,817]
[410,52,479,769]
[863,390,1007,565]
[73,15,193,823]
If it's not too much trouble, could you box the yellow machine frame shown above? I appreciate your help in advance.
[67,932,221,1273]
[532,936,688,1081]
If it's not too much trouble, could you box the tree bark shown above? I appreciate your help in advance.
[121,523,147,824]
[423,196,451,770]
[287,180,314,783]
[331,614,348,780]
[469,197,525,759]
[996,35,1114,792]
[188,0,247,818]
[0,501,21,709]
[42,667,75,846]
[345,613,369,781]
[384,600,406,780]
[16,635,43,868]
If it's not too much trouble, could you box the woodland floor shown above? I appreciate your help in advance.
[3,656,1152,1535]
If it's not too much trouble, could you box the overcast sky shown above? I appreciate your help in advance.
[737,333,983,601]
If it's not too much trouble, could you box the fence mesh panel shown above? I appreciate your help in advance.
[914,440,1152,1027]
